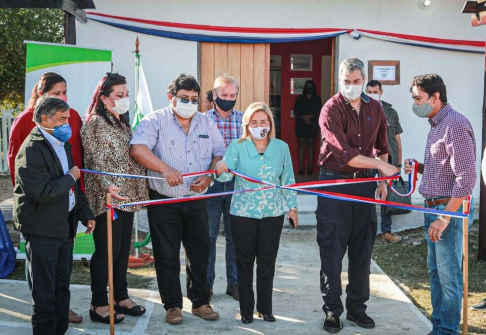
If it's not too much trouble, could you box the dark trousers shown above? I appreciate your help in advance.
[147,189,210,310]
[25,234,73,335]
[90,209,134,306]
[316,169,377,317]
[206,179,237,288]
[380,211,393,234]
[231,214,284,316]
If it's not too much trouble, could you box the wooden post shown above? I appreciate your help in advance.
[107,194,115,334]
[134,37,140,259]
[463,199,469,335]
[63,12,76,45]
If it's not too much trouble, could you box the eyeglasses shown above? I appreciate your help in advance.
[176,97,199,105]
[101,72,125,94]
[249,120,270,127]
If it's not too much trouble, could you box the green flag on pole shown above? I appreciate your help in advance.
[132,47,153,130]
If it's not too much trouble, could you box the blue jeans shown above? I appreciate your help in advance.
[206,179,237,288]
[380,211,392,234]
[425,199,474,335]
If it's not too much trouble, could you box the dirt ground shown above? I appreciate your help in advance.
[0,175,12,202]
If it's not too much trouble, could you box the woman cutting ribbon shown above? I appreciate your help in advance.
[215,101,298,324]
[81,73,149,324]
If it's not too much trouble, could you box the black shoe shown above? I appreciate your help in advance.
[307,169,313,175]
[299,169,304,175]
[257,312,276,322]
[346,313,375,329]
[89,308,124,324]
[241,315,253,324]
[323,314,343,333]
[115,303,146,316]
[226,284,239,301]
[472,299,486,310]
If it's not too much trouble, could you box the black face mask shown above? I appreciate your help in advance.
[215,96,236,112]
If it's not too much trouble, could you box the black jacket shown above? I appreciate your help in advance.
[13,127,94,238]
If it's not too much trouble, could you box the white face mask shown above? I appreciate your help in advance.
[108,97,130,115]
[173,98,198,118]
[249,126,270,140]
[340,84,363,101]
[368,93,381,101]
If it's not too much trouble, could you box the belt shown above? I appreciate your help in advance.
[320,168,374,179]
[424,197,450,207]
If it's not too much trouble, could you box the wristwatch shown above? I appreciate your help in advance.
[437,215,450,224]
[290,207,298,211]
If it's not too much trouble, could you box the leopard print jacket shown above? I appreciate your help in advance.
[81,112,149,217]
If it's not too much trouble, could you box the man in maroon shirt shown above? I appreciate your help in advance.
[405,74,476,335]
[316,58,398,333]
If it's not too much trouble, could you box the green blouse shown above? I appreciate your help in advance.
[217,138,298,219]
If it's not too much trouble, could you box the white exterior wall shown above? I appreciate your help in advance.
[77,0,485,200]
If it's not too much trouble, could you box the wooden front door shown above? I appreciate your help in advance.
[200,43,270,111]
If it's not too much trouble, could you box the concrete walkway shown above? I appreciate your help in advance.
[0,230,431,334]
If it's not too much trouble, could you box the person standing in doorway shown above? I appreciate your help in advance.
[205,75,243,300]
[317,58,398,333]
[366,80,403,243]
[405,74,476,335]
[294,80,322,175]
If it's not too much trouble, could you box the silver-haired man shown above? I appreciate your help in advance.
[316,58,398,333]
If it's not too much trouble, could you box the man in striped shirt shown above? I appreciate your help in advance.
[205,76,243,300]
[130,74,225,325]
[405,74,476,335]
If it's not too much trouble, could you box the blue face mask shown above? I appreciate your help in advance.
[40,124,72,142]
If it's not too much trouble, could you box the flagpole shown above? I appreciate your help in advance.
[128,37,154,268]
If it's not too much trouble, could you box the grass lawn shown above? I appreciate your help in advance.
[373,221,486,334]
[6,229,157,289]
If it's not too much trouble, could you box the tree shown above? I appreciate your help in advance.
[0,9,64,109]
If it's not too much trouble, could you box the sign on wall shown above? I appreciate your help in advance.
[24,41,112,118]
[368,60,400,85]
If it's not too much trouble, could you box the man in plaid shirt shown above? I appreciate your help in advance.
[405,74,476,335]
[205,75,243,300]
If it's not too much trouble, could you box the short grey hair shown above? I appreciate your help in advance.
[339,58,365,78]
[213,75,239,94]
[33,95,70,123]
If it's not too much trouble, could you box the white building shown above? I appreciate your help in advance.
[77,0,485,201]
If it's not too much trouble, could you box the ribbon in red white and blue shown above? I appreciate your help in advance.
[85,12,348,43]
[387,161,418,197]
[85,12,483,53]
[80,168,214,181]
[349,29,484,54]
[81,168,468,219]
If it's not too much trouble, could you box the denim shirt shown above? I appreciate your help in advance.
[217,138,298,218]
